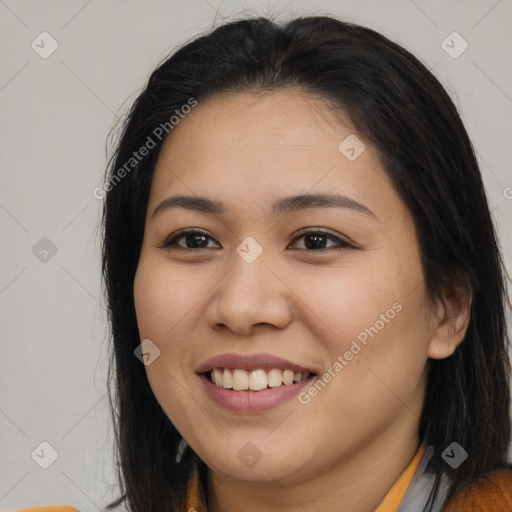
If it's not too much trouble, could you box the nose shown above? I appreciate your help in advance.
[205,252,293,336]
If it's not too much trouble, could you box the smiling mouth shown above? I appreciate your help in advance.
[205,368,316,391]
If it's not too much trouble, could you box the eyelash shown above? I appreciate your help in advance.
[161,228,353,251]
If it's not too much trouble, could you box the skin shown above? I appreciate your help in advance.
[133,89,471,512]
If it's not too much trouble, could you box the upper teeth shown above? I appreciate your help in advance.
[211,368,310,391]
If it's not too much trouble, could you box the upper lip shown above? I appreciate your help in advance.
[195,353,318,374]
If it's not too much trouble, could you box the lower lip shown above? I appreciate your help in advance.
[199,374,315,413]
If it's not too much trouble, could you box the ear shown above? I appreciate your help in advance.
[428,286,472,360]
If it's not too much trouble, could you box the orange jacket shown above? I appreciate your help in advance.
[443,468,512,511]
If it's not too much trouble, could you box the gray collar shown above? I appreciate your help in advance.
[396,445,451,512]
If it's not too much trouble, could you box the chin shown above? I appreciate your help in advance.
[197,438,317,483]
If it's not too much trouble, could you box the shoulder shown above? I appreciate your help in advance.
[443,467,512,511]
[11,507,79,512]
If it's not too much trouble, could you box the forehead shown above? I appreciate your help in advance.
[162,89,352,158]
[148,89,395,218]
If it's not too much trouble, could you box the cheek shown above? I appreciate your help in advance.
[133,260,202,402]
[134,260,205,343]
[133,261,209,432]
[291,263,403,348]
[291,257,432,392]
[293,273,430,445]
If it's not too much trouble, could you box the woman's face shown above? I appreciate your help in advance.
[133,89,441,484]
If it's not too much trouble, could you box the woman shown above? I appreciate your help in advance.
[18,14,512,512]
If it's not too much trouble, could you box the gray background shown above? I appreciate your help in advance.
[1,1,511,510]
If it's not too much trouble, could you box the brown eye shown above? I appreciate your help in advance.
[163,230,221,249]
[289,230,352,250]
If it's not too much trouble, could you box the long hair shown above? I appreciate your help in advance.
[101,15,511,511]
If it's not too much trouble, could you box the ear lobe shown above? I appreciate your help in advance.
[428,289,472,360]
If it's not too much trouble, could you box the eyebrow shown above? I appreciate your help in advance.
[152,193,375,218]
